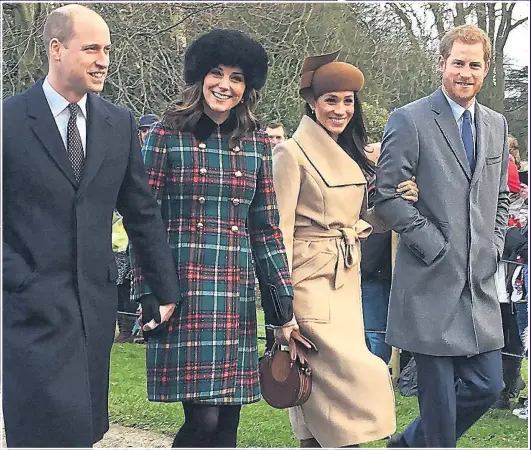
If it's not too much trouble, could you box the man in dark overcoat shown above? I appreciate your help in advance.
[2,4,180,447]
[375,25,509,447]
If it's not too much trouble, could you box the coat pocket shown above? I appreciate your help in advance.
[292,251,336,323]
[292,251,336,288]
[486,154,502,165]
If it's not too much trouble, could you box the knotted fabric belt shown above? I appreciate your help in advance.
[294,220,372,288]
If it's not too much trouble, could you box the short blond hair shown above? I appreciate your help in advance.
[440,25,491,65]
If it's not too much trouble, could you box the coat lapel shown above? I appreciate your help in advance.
[471,103,491,186]
[431,88,472,181]
[79,93,113,192]
[26,80,78,187]
[292,115,367,187]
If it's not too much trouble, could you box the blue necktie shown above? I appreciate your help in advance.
[461,110,475,171]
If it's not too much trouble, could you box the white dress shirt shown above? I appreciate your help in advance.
[42,77,87,155]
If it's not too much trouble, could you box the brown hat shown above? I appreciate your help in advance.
[299,50,365,103]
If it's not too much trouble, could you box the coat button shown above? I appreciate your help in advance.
[232,198,240,206]
[197,222,204,229]
[231,225,239,232]
[232,146,241,153]
[198,143,207,149]
[234,170,242,178]
[198,197,206,204]
[200,168,207,175]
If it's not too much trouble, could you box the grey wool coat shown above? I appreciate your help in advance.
[374,88,509,357]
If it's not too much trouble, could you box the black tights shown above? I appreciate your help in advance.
[172,403,242,448]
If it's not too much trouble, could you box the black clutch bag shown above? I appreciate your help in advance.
[253,252,293,326]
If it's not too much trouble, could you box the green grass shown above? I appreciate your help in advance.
[109,316,529,447]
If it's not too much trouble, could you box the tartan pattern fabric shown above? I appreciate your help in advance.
[131,122,293,403]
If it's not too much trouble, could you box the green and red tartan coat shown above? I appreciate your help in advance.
[131,114,293,404]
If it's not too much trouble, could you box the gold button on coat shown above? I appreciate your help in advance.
[198,197,206,204]
[231,225,239,232]
[200,168,207,175]
[197,222,204,229]
[234,171,242,178]
[198,143,207,149]
[232,146,241,153]
[232,198,240,206]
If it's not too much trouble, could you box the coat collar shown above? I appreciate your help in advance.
[79,91,113,192]
[26,78,114,190]
[430,87,490,183]
[27,79,78,187]
[292,115,367,187]
[470,102,491,186]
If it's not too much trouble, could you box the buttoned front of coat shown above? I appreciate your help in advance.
[131,118,292,403]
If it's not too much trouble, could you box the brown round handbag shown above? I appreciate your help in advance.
[258,330,318,409]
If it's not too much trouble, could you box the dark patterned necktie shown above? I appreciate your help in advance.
[67,103,85,182]
[461,110,475,171]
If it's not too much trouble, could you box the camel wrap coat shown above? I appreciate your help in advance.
[272,115,396,447]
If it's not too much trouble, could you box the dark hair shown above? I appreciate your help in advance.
[305,92,375,177]
[162,81,260,146]
[266,122,285,131]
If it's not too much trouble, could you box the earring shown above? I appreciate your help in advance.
[240,99,244,104]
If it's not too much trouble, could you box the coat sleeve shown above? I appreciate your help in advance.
[271,141,300,274]
[247,135,294,301]
[494,116,510,259]
[361,205,391,234]
[116,114,180,304]
[374,107,447,266]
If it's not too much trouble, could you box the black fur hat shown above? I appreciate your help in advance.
[184,29,268,93]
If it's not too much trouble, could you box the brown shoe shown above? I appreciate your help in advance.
[300,438,321,448]
[114,331,133,344]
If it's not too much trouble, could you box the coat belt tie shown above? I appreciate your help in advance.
[294,220,373,289]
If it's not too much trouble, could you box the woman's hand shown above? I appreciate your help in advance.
[397,176,418,202]
[273,315,299,346]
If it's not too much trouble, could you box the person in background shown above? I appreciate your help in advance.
[138,113,160,146]
[360,142,393,364]
[130,29,296,448]
[375,25,508,448]
[112,211,136,344]
[265,121,287,146]
[508,134,521,170]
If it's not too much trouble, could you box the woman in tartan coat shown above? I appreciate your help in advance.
[130,29,298,447]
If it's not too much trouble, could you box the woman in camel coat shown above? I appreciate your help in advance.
[272,51,418,448]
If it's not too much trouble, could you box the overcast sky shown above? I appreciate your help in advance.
[505,1,529,68]
[405,1,529,68]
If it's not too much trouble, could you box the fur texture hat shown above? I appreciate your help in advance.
[184,29,268,93]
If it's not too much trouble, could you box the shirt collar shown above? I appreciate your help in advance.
[42,77,88,119]
[441,86,475,124]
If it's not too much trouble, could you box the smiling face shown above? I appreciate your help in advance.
[438,40,489,109]
[48,11,111,103]
[313,91,354,141]
[202,65,246,123]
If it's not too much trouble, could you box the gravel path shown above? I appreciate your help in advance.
[95,424,172,448]
[2,420,171,448]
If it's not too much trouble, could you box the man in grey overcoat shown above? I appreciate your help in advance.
[374,25,509,448]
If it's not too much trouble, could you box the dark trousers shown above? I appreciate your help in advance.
[361,278,392,364]
[402,349,503,448]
